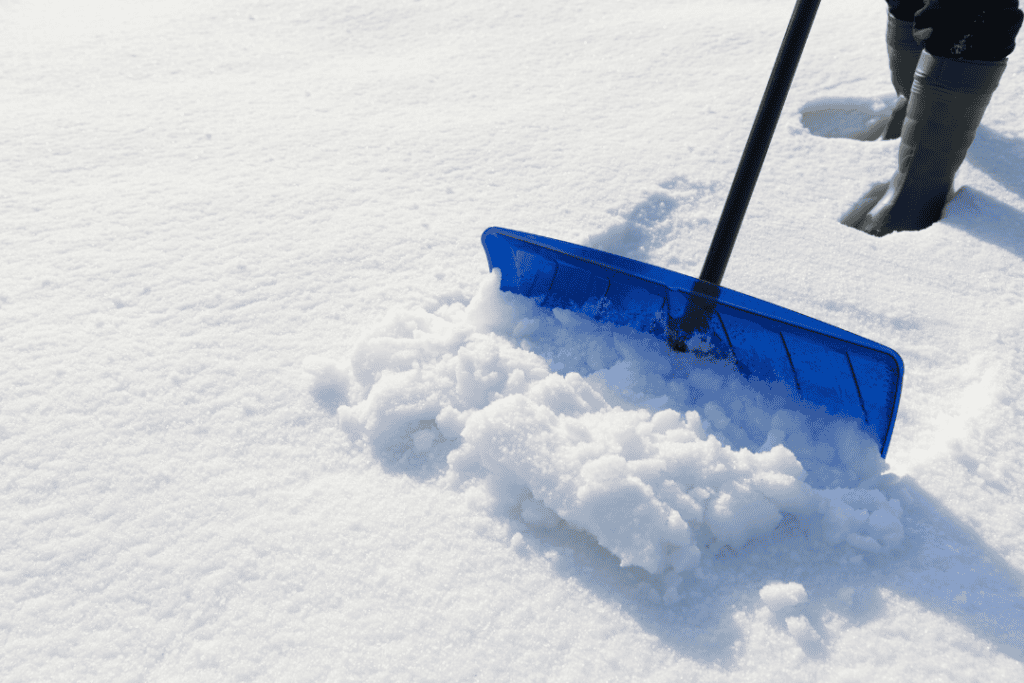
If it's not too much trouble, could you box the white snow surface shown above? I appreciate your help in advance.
[4,0,1024,680]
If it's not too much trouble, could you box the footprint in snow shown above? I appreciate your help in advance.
[799,95,900,142]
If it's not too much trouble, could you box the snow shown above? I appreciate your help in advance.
[334,270,905,580]
[760,581,809,612]
[3,0,1024,680]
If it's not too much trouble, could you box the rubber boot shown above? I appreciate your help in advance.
[841,51,1006,235]
[881,13,923,140]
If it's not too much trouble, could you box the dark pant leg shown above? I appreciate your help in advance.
[910,0,1023,60]
[886,0,927,22]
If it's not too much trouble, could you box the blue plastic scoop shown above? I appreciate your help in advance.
[481,227,903,457]
[481,0,903,457]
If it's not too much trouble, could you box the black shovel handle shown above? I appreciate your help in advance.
[699,0,821,286]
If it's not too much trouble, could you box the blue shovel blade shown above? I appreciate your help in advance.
[482,227,904,458]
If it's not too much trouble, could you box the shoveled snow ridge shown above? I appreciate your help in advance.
[315,270,905,580]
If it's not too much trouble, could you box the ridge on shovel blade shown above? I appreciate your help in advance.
[482,226,904,459]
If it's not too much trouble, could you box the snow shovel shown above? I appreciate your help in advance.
[481,0,904,458]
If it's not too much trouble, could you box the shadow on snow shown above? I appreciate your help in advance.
[333,153,1024,665]
[506,475,1024,666]
[349,401,1024,665]
[798,95,899,142]
[945,186,1024,262]
[967,125,1024,202]
[583,176,720,264]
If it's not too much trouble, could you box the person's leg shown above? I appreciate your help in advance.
[844,54,1007,233]
[885,0,926,22]
[882,3,926,139]
[843,1,1022,234]
[913,0,1023,61]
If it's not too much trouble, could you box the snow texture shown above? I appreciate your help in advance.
[334,271,903,578]
[760,581,809,612]
[4,0,1024,680]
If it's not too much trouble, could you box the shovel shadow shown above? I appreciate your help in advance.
[508,508,747,668]
[509,472,1024,667]
[339,398,1024,663]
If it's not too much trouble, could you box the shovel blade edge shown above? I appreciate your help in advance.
[482,227,903,458]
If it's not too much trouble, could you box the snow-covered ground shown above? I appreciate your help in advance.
[3,0,1023,680]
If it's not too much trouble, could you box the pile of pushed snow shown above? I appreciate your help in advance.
[314,270,904,576]
[759,581,809,612]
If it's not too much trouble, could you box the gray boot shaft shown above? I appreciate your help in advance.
[899,52,1006,194]
[887,13,923,98]
[882,13,924,140]
[850,51,1006,234]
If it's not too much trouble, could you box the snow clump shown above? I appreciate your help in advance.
[322,270,905,576]
[760,581,809,612]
